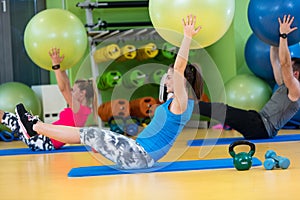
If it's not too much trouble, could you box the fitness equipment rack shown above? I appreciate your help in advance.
[76,0,154,70]
[77,1,152,43]
[77,0,158,127]
[77,1,148,9]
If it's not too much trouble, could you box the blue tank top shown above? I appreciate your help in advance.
[259,84,300,137]
[136,98,194,161]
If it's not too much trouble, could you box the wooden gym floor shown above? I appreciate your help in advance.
[0,128,300,200]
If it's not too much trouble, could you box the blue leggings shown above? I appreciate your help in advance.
[79,127,154,169]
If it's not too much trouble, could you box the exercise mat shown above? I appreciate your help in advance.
[98,99,130,122]
[94,44,121,63]
[117,44,137,61]
[122,69,146,88]
[68,157,262,177]
[0,145,88,156]
[136,43,159,61]
[97,70,122,90]
[149,69,166,85]
[130,96,157,118]
[156,42,177,61]
[187,134,300,146]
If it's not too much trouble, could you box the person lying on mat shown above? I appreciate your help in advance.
[197,14,300,139]
[0,48,96,151]
[15,14,203,169]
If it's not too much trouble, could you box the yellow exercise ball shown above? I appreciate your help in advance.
[24,9,88,71]
[149,0,235,49]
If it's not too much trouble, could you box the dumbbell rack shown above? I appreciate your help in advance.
[76,0,152,75]
[77,0,156,128]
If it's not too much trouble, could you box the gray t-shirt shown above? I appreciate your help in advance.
[259,84,300,137]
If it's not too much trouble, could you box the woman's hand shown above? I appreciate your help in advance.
[49,47,65,66]
[182,14,201,38]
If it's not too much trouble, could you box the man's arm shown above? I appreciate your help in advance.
[278,15,300,101]
[270,46,283,85]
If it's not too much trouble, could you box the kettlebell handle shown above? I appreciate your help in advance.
[229,140,256,158]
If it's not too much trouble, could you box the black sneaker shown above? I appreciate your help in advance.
[15,103,39,139]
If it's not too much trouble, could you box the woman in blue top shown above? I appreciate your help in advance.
[15,14,203,169]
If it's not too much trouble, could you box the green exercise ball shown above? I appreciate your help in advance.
[24,8,88,71]
[149,0,235,49]
[0,124,10,132]
[225,74,272,111]
[0,82,42,116]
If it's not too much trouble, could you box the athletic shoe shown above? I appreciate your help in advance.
[15,103,39,139]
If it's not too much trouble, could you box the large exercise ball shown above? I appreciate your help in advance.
[225,75,272,111]
[149,0,235,49]
[245,34,274,81]
[289,42,300,58]
[0,82,41,116]
[24,8,88,71]
[248,0,300,46]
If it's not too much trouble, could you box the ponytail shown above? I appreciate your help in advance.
[75,79,98,122]
[184,63,203,100]
[168,63,203,100]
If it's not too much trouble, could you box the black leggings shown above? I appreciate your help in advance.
[198,102,269,139]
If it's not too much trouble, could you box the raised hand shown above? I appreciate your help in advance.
[182,14,202,38]
[49,47,65,66]
[278,14,298,35]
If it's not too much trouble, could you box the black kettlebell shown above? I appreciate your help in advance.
[229,140,256,171]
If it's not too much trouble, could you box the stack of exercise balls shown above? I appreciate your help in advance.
[248,0,300,47]
[241,0,300,118]
[245,0,300,84]
[24,8,88,71]
[244,34,274,81]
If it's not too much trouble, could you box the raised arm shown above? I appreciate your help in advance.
[171,15,201,114]
[278,15,300,101]
[270,46,283,85]
[49,48,73,107]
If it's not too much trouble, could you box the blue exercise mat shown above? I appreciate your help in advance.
[68,157,262,177]
[187,134,300,146]
[0,145,89,156]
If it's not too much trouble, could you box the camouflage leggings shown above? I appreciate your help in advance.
[1,112,54,151]
[80,127,155,169]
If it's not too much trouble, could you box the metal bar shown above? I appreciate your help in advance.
[94,30,120,41]
[101,21,152,28]
[92,30,114,40]
[77,1,148,9]
[117,29,135,37]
